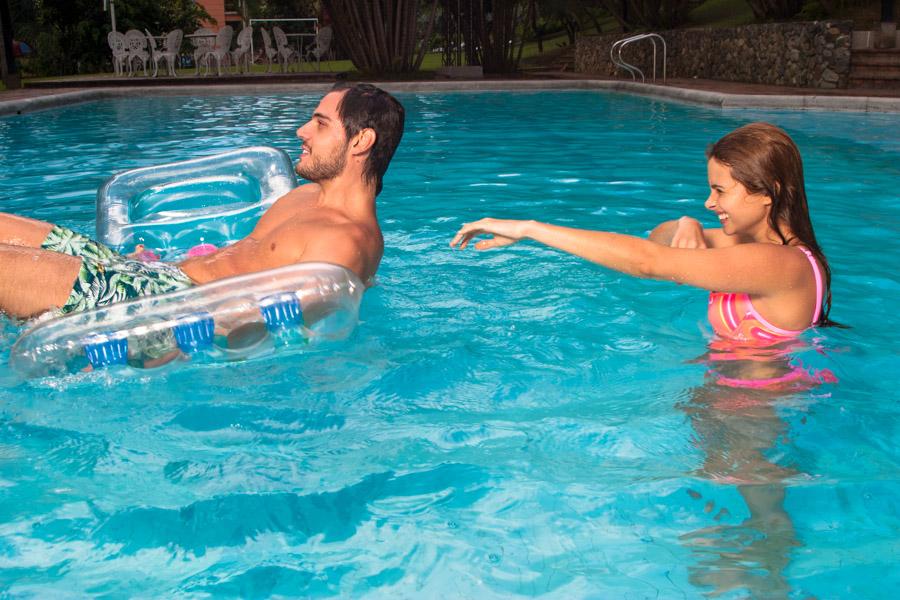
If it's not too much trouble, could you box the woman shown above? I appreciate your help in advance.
[450,122,837,388]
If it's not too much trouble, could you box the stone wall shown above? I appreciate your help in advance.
[576,21,852,89]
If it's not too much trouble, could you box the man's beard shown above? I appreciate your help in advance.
[296,142,348,183]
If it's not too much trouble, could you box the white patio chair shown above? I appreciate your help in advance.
[148,29,182,77]
[124,29,149,76]
[259,27,279,73]
[272,26,299,73]
[144,30,157,71]
[191,28,215,75]
[202,25,234,76]
[231,26,253,74]
[107,31,127,76]
[304,25,333,67]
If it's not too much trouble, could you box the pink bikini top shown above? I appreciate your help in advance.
[708,247,823,345]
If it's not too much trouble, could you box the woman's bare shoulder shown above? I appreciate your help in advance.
[703,228,738,248]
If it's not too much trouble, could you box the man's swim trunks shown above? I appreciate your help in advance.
[41,225,195,315]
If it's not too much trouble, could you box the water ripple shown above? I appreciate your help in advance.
[0,90,897,596]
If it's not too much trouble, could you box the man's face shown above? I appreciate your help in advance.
[295,91,349,182]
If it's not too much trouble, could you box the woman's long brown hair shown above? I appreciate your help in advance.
[707,122,837,326]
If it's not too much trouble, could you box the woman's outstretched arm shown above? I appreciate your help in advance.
[450,218,808,297]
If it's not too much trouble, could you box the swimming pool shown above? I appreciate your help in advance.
[1,90,898,597]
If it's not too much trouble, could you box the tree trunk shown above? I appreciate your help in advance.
[530,0,544,53]
[0,0,21,89]
[322,0,438,74]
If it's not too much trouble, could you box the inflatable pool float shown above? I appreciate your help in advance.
[10,148,365,378]
[10,262,363,378]
[96,146,297,255]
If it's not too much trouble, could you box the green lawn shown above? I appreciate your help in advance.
[688,0,756,28]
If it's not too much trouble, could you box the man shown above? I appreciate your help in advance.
[0,82,405,320]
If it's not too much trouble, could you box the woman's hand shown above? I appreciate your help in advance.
[671,217,707,249]
[449,218,531,250]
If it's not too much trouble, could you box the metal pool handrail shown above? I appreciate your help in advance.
[610,33,667,84]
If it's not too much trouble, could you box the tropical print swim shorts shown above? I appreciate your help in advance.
[41,226,195,315]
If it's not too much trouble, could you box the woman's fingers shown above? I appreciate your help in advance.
[672,234,707,249]
[451,218,521,251]
[449,223,470,247]
[474,235,516,250]
[449,227,476,249]
[671,218,707,250]
[450,219,490,248]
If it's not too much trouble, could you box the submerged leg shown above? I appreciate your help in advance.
[0,213,54,248]
[0,244,80,319]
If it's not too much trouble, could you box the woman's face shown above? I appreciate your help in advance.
[704,158,772,241]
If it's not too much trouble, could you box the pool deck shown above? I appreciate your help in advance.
[2,73,899,116]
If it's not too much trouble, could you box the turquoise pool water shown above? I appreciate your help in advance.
[1,91,898,597]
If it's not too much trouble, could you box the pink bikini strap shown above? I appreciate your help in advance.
[799,247,823,324]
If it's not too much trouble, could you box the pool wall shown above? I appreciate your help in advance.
[2,80,899,118]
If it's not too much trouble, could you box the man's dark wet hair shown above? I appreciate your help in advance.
[330,82,405,196]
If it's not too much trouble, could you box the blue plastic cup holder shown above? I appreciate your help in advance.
[259,292,303,331]
[81,332,129,369]
[173,312,215,353]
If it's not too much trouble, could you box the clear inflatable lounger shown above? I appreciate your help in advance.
[9,263,363,378]
[96,146,297,253]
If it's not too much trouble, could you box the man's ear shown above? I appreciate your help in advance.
[351,128,376,155]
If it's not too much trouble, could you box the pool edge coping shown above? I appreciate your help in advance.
[2,79,899,116]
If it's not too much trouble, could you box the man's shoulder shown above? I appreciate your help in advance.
[267,211,372,238]
[286,215,374,242]
[254,184,321,232]
[294,182,321,194]
[263,216,379,275]
[277,182,320,203]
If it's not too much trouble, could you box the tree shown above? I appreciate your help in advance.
[240,0,318,21]
[481,0,530,72]
[1,0,21,88]
[321,0,438,74]
[530,0,584,47]
[11,0,210,76]
[594,0,692,30]
[743,0,803,20]
[441,0,530,73]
